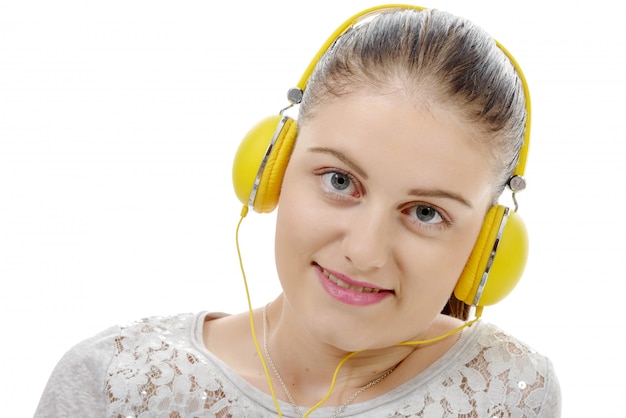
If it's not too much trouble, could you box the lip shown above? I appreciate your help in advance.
[314,263,393,306]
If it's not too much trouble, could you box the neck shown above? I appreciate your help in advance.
[263,296,418,407]
[261,294,469,409]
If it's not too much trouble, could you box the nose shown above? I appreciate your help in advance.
[341,205,392,271]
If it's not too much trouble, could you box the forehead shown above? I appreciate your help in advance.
[294,91,495,201]
[298,90,487,162]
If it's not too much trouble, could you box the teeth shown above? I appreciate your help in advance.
[323,269,381,293]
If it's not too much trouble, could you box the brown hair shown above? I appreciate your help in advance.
[298,8,528,320]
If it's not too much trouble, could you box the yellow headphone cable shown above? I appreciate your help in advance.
[235,208,482,417]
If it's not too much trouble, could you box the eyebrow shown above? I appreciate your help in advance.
[307,146,369,179]
[408,188,473,209]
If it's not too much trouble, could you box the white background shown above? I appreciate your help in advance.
[1,1,624,416]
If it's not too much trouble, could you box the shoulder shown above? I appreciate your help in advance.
[107,312,200,381]
[383,321,561,417]
[49,323,122,381]
[457,321,562,417]
[35,313,201,417]
[115,312,197,346]
[106,313,200,384]
[35,324,122,417]
[470,322,557,378]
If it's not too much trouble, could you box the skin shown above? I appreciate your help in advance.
[205,88,497,408]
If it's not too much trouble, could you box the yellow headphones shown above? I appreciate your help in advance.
[232,4,531,309]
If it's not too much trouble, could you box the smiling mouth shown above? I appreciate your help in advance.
[321,268,386,294]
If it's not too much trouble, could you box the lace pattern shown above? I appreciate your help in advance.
[389,330,551,417]
[103,314,559,418]
[105,314,254,417]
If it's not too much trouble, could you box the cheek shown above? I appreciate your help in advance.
[274,168,320,269]
[401,217,486,302]
[275,162,335,244]
[273,168,337,307]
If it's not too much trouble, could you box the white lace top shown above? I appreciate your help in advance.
[35,312,561,417]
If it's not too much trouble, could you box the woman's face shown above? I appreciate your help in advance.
[274,90,495,351]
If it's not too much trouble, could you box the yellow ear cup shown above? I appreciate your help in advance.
[454,206,529,306]
[232,114,297,213]
[253,118,297,213]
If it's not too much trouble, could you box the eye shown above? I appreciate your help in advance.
[318,170,361,198]
[403,203,450,231]
[412,205,443,224]
[328,172,350,190]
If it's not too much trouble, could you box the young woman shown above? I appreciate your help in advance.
[35,5,561,417]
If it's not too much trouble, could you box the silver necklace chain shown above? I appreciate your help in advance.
[262,304,396,418]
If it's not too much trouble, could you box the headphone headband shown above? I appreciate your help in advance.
[295,5,424,92]
[494,40,531,178]
[233,3,531,310]
[292,4,531,181]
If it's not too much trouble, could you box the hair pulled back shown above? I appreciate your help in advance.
[299,8,527,200]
